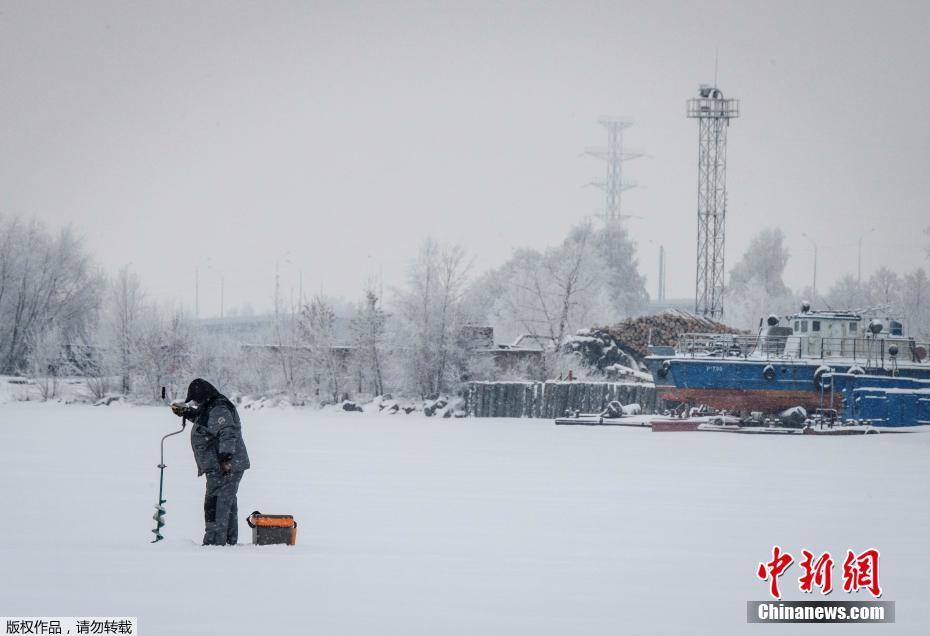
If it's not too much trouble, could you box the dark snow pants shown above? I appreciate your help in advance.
[203,471,243,546]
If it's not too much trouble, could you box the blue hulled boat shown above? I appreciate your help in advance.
[829,372,930,427]
[644,304,930,413]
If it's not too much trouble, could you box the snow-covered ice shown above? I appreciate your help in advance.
[1,402,929,634]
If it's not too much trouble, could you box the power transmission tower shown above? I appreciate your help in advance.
[687,85,739,318]
[585,119,641,224]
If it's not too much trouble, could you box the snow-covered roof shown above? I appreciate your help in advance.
[787,310,862,321]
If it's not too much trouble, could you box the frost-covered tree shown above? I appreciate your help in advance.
[300,295,341,402]
[481,248,547,343]
[727,283,787,332]
[819,267,927,338]
[483,223,608,347]
[135,307,192,403]
[900,268,930,339]
[0,218,102,374]
[725,227,794,329]
[470,221,645,366]
[825,274,868,311]
[466,223,616,379]
[101,266,145,394]
[395,238,471,396]
[434,245,471,392]
[728,228,790,297]
[86,293,190,404]
[865,267,900,309]
[88,267,193,403]
[189,331,249,398]
[544,223,607,346]
[26,323,70,401]
[350,287,387,396]
[271,297,305,398]
[593,221,648,316]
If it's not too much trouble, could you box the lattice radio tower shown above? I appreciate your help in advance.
[585,119,641,224]
[687,85,739,318]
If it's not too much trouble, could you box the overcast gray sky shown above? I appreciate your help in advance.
[1,1,928,317]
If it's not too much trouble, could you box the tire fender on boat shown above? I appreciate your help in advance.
[762,364,776,381]
[814,365,833,390]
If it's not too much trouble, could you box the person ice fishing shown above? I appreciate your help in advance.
[171,378,250,546]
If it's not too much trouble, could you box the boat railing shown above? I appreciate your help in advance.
[676,333,930,364]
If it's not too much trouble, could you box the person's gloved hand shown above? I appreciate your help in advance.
[219,453,233,475]
[170,400,196,418]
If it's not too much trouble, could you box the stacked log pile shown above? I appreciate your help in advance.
[465,381,657,418]
[594,310,741,361]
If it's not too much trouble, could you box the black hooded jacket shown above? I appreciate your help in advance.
[186,379,251,476]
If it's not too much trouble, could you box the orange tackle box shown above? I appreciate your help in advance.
[246,511,297,546]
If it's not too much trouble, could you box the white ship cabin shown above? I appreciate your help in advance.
[783,303,906,359]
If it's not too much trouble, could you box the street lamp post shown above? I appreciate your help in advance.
[202,258,224,319]
[802,233,818,300]
[642,238,667,304]
[276,252,303,315]
[857,227,876,285]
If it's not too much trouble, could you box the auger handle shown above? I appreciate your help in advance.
[159,418,187,467]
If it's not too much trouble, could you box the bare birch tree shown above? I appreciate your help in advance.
[104,266,145,394]
[396,238,471,396]
[350,286,387,396]
[300,295,341,402]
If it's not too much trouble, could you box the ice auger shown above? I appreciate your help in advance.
[152,387,188,543]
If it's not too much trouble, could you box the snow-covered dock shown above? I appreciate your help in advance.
[553,413,653,426]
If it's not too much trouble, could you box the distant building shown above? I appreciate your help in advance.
[196,313,353,344]
[461,326,547,377]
